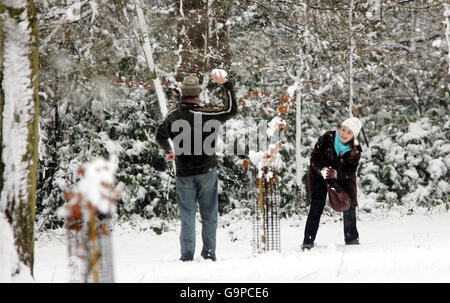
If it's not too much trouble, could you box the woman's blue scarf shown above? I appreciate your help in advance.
[334,131,351,156]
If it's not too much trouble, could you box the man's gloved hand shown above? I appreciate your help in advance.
[320,166,336,179]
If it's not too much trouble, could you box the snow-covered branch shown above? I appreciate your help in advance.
[444,4,450,74]
[132,0,168,117]
[40,0,98,51]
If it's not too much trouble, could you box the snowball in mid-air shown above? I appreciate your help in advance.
[211,68,228,79]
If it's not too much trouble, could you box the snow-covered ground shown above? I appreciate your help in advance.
[32,208,450,283]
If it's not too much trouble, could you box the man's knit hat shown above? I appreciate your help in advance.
[342,117,362,144]
[181,75,201,97]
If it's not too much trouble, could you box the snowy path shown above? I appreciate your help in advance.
[33,212,450,283]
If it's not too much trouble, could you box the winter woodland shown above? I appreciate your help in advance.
[0,0,449,282]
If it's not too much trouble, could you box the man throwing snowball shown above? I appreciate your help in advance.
[155,69,238,261]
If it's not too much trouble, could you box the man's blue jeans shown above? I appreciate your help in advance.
[176,168,218,261]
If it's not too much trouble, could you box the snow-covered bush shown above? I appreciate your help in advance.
[359,104,449,211]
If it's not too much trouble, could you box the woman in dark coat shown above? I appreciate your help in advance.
[302,117,363,250]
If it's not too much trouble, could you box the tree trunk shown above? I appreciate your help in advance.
[445,4,450,74]
[176,0,208,82]
[207,0,231,72]
[0,3,5,197]
[0,0,40,276]
[133,0,175,171]
[348,0,355,117]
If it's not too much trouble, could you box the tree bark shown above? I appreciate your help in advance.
[176,0,208,82]
[207,0,231,72]
[0,3,5,198]
[0,0,39,276]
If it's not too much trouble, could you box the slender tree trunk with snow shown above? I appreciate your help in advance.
[348,0,355,118]
[0,0,40,276]
[133,0,175,172]
[133,0,169,118]
[0,4,5,197]
[445,4,450,74]
[295,84,302,189]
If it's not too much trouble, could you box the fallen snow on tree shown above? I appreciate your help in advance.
[0,0,35,213]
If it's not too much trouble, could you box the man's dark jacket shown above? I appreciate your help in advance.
[155,81,238,177]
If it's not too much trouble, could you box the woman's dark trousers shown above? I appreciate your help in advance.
[303,184,359,246]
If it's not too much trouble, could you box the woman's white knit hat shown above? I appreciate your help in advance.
[342,117,362,144]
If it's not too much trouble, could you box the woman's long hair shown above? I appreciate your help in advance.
[348,138,357,157]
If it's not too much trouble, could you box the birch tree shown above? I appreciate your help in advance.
[445,4,450,74]
[348,0,355,117]
[0,0,40,275]
[0,3,4,200]
[133,0,169,117]
[133,0,175,174]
